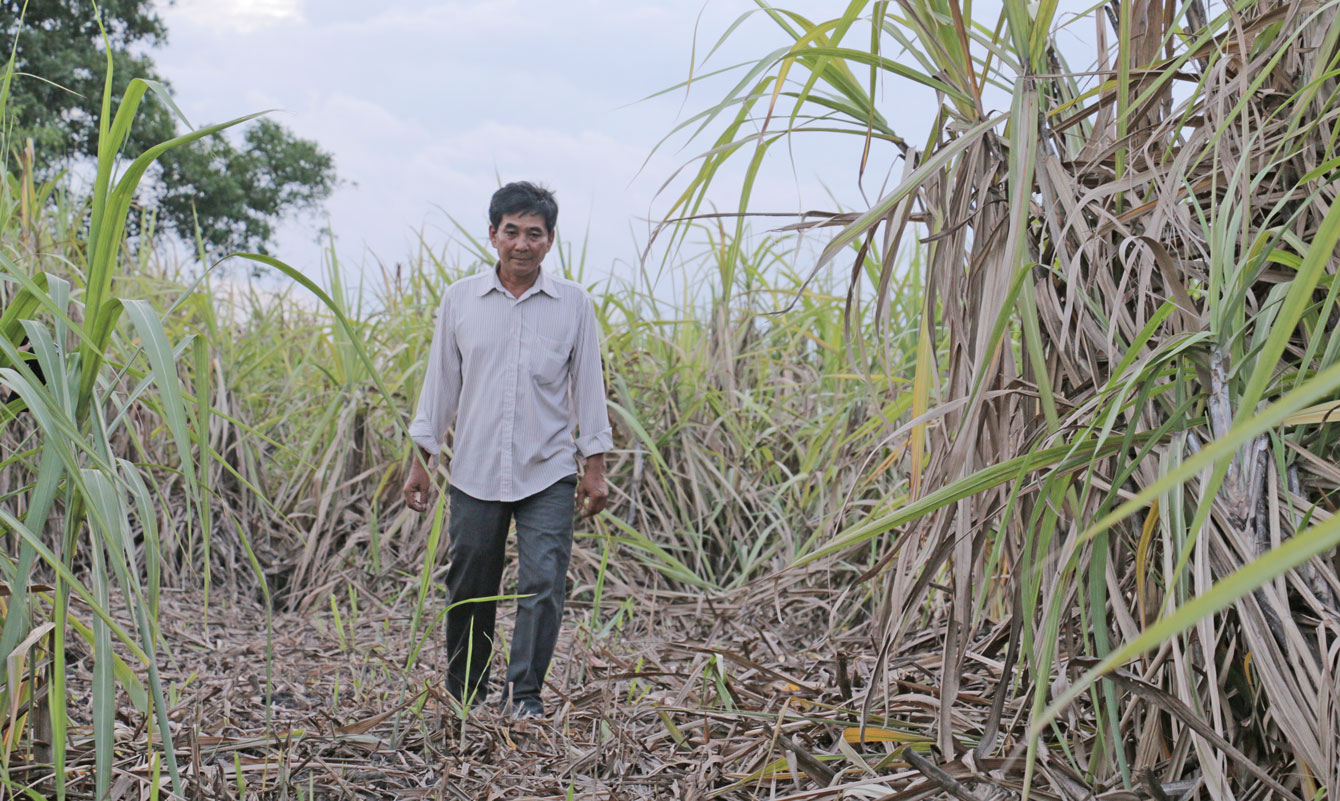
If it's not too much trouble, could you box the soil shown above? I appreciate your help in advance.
[26,575,1016,800]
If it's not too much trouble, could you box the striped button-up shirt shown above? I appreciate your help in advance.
[408,266,614,501]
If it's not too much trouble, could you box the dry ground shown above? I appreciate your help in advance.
[31,567,1047,801]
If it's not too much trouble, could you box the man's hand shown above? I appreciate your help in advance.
[577,453,609,517]
[403,448,434,513]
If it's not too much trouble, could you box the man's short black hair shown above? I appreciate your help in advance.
[489,181,558,235]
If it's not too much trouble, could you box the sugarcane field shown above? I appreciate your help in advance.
[3,0,1340,799]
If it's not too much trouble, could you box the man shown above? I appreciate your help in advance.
[403,181,612,719]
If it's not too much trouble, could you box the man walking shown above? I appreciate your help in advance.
[402,181,612,719]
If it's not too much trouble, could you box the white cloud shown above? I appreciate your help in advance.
[317,0,674,39]
[283,94,688,272]
[166,0,305,33]
[150,0,891,295]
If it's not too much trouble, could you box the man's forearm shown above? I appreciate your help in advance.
[583,452,605,475]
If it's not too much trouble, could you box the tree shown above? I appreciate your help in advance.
[0,0,336,253]
[155,119,336,254]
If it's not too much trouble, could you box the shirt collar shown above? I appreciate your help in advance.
[478,264,561,299]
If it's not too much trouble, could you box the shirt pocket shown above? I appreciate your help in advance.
[529,332,570,386]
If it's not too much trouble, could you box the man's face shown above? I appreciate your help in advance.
[489,211,554,278]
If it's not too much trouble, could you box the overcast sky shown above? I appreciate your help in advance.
[150,0,1094,297]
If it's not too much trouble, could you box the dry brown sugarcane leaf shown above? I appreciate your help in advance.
[774,211,865,232]
[0,584,53,596]
[901,747,988,801]
[1282,401,1340,427]
[1283,439,1340,488]
[1221,569,1329,769]
[974,583,1022,761]
[334,691,423,736]
[843,726,930,744]
[1136,236,1201,331]
[1070,657,1300,801]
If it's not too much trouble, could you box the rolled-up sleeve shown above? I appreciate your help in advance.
[570,294,613,457]
[408,292,461,456]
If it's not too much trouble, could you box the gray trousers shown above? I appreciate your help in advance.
[444,474,577,707]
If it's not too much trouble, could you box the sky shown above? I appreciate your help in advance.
[149,0,1096,298]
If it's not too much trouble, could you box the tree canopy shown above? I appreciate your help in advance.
[1,0,337,253]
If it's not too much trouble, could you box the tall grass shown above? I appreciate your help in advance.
[0,13,268,797]
[0,16,921,798]
[20,1,1337,796]
[664,0,1340,795]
